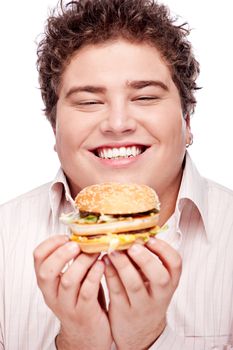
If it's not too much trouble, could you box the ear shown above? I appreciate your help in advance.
[52,123,56,135]
[52,124,57,152]
[185,114,193,147]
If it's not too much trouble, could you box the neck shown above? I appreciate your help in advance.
[158,169,183,227]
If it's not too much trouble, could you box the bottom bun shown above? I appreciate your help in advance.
[69,231,157,253]
[78,241,135,253]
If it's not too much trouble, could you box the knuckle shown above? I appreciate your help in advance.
[105,266,116,278]
[173,255,182,272]
[79,287,91,302]
[37,269,49,283]
[158,273,170,288]
[143,254,154,266]
[86,269,99,284]
[37,265,56,283]
[60,276,73,289]
[54,248,66,260]
[129,281,143,294]
[33,248,42,262]
[111,287,123,296]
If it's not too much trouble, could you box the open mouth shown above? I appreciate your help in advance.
[92,145,149,160]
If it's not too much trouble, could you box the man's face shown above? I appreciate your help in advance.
[55,40,191,199]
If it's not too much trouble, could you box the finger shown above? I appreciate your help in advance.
[108,251,148,305]
[33,235,69,271]
[146,238,182,287]
[36,241,80,303]
[103,255,129,306]
[77,260,105,312]
[127,243,171,296]
[58,253,99,309]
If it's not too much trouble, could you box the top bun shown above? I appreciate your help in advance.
[75,182,160,214]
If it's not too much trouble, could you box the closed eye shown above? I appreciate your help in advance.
[70,99,105,112]
[78,100,104,105]
[132,96,160,105]
[136,96,159,100]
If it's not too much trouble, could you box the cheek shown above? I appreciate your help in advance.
[55,115,87,150]
[147,109,185,144]
[170,116,187,143]
[56,106,100,145]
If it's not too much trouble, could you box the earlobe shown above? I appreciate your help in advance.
[186,133,193,148]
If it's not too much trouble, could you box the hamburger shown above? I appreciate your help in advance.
[60,182,160,253]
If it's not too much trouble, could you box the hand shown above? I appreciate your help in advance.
[33,235,112,350]
[103,238,182,350]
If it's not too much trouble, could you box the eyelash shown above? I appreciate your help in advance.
[135,96,158,100]
[79,101,102,105]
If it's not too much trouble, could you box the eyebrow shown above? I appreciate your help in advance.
[65,85,106,99]
[64,79,169,99]
[127,80,169,91]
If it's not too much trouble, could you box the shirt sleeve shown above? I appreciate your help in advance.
[0,221,5,349]
[148,326,187,350]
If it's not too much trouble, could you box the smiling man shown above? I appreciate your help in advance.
[1,0,233,349]
[55,40,189,226]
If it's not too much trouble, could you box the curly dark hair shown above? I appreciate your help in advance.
[37,0,200,127]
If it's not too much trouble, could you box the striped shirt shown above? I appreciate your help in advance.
[0,152,233,349]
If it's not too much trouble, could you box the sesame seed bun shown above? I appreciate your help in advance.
[75,182,160,214]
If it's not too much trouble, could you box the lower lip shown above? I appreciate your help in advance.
[98,156,139,167]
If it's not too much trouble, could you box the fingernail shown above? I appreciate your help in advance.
[147,237,157,246]
[128,243,143,254]
[66,241,79,252]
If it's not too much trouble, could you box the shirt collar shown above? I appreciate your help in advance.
[176,151,209,237]
[49,168,74,227]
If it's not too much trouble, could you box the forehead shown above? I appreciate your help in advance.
[59,39,173,93]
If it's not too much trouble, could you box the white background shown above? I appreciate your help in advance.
[0,0,233,204]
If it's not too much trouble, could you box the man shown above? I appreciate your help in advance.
[1,0,233,349]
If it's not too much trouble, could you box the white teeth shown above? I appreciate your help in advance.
[97,146,143,159]
[131,146,137,157]
[107,149,113,158]
[112,148,118,157]
[119,147,125,157]
[103,149,108,158]
[126,148,131,156]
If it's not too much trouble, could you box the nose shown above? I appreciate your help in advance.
[99,103,137,136]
